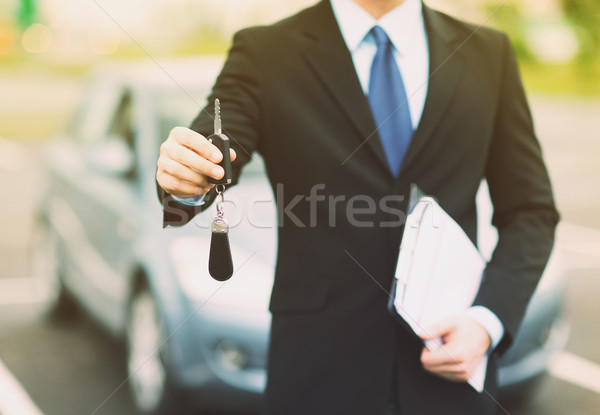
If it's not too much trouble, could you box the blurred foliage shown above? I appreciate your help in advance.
[520,61,600,96]
[479,1,599,97]
[1,0,599,99]
[563,0,600,61]
[16,0,36,29]
[173,29,231,56]
[484,2,535,61]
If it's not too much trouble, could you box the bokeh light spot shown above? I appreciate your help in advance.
[88,30,121,55]
[21,23,53,54]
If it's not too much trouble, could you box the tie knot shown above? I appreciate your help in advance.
[371,26,390,48]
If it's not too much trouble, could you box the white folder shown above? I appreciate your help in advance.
[390,187,487,392]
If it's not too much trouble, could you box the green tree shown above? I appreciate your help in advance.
[17,0,37,29]
[563,0,600,60]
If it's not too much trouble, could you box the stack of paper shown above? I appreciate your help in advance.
[390,190,487,392]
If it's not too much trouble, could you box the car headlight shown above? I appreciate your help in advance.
[214,340,250,371]
[169,236,274,311]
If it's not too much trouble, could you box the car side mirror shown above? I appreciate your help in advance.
[86,135,135,177]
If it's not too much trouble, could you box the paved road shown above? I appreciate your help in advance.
[0,302,136,415]
[0,74,599,415]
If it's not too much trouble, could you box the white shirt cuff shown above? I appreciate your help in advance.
[171,194,207,207]
[464,306,505,352]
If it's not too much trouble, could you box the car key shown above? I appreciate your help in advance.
[208,99,232,185]
[208,99,234,281]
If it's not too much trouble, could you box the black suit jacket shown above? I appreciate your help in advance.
[159,2,559,414]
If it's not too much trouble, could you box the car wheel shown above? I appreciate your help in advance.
[30,221,78,319]
[126,288,188,415]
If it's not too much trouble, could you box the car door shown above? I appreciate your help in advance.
[48,83,139,332]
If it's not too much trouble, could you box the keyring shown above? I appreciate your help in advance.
[215,184,226,219]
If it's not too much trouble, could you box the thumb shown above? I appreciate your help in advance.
[419,317,458,340]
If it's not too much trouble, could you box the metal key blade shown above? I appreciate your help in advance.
[214,98,222,134]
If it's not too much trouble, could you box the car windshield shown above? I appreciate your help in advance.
[155,89,206,142]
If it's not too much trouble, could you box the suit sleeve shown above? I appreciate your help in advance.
[159,29,263,227]
[473,35,560,354]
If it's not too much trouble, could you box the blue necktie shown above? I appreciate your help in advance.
[368,26,414,177]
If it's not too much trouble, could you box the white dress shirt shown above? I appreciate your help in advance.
[175,0,504,351]
[330,0,428,129]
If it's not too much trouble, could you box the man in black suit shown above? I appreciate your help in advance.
[156,0,558,413]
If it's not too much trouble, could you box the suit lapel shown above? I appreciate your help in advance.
[399,6,465,176]
[297,2,466,179]
[299,1,392,175]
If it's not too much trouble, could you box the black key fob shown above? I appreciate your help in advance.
[209,217,233,281]
[208,133,232,185]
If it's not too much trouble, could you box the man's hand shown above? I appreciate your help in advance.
[156,127,237,198]
[419,316,491,383]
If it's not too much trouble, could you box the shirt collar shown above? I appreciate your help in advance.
[330,0,424,55]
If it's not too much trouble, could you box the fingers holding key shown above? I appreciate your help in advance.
[157,127,238,198]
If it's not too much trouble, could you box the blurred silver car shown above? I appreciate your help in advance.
[32,58,569,414]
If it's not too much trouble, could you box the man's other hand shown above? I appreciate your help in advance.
[156,127,237,198]
[419,316,491,383]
